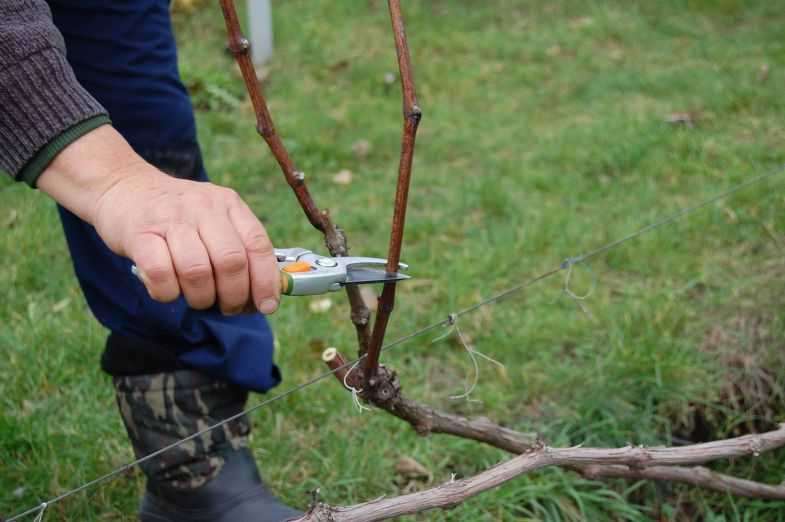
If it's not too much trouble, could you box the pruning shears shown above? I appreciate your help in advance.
[130,248,409,297]
[275,247,409,296]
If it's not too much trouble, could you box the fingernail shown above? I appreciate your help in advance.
[258,298,279,315]
[131,265,148,285]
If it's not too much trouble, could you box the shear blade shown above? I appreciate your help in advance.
[344,268,410,285]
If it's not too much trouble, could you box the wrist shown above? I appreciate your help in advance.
[18,115,111,188]
[37,125,150,225]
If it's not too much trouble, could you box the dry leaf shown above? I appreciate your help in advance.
[26,301,37,320]
[394,456,432,482]
[546,45,562,57]
[332,169,353,185]
[3,209,18,229]
[22,399,39,417]
[327,105,347,122]
[172,0,206,11]
[359,285,378,312]
[665,111,701,128]
[569,16,594,28]
[309,338,327,356]
[495,363,510,383]
[52,298,71,313]
[351,139,371,159]
[309,297,333,313]
[759,63,770,82]
[329,59,350,73]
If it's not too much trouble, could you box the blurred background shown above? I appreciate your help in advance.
[2,0,784,519]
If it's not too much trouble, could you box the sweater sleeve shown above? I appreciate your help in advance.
[0,0,110,186]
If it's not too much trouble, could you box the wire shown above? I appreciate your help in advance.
[5,322,449,522]
[6,164,784,521]
[567,168,783,266]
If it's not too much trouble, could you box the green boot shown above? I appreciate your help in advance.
[114,370,302,522]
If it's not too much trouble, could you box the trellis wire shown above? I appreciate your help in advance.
[5,165,783,522]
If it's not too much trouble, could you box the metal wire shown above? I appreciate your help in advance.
[5,322,450,522]
[6,164,783,521]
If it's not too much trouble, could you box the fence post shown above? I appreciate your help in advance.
[247,0,273,65]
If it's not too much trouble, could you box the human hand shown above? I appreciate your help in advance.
[38,125,280,314]
[95,167,279,314]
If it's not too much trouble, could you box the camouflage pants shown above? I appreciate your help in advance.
[114,370,251,489]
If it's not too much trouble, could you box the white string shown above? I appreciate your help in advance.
[449,323,481,402]
[429,313,458,344]
[31,503,46,522]
[561,258,596,319]
[432,314,505,402]
[343,360,371,413]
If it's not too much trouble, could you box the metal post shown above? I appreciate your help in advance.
[247,0,273,65]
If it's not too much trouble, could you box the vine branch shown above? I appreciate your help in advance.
[323,349,785,518]
[577,463,785,499]
[295,425,785,521]
[218,0,419,380]
[219,0,324,233]
[364,0,422,384]
[218,0,371,348]
[323,351,537,452]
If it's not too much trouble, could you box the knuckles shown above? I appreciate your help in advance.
[181,189,216,211]
[143,263,175,285]
[179,263,214,286]
[220,187,243,206]
[213,250,248,277]
[140,183,232,229]
[126,180,270,305]
[243,232,274,257]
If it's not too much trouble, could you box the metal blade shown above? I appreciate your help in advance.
[344,268,411,285]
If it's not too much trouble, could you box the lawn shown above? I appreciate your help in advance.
[2,0,785,520]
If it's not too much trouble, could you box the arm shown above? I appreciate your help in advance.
[0,0,108,185]
[1,1,280,314]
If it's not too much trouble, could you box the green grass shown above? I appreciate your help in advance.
[2,0,785,519]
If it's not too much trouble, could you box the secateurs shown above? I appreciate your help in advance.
[275,247,409,296]
[131,248,409,297]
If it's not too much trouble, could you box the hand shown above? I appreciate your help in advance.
[38,125,280,315]
[95,167,280,314]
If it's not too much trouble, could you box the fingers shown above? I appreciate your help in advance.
[198,212,251,315]
[166,224,216,309]
[229,202,280,314]
[118,178,278,315]
[127,233,180,303]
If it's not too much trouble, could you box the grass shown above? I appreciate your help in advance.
[2,0,785,519]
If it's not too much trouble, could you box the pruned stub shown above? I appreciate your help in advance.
[364,365,401,406]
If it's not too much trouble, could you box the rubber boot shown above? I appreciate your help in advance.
[113,370,302,522]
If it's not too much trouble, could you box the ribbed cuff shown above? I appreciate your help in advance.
[0,46,108,179]
[18,116,111,188]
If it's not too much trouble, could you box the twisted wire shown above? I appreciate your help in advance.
[6,165,783,521]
